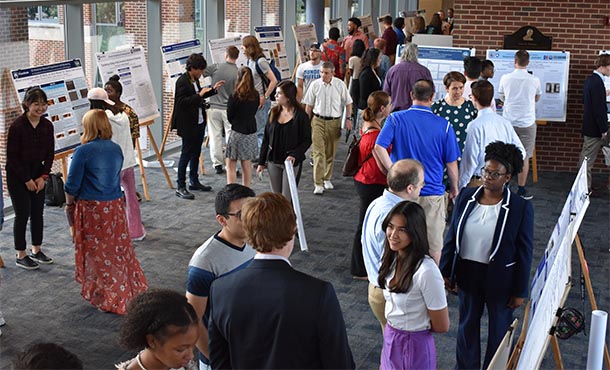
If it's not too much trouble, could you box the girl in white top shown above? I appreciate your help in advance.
[88,87,146,241]
[378,201,449,370]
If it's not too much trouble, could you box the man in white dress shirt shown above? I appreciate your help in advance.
[498,50,541,199]
[304,62,353,195]
[459,80,526,189]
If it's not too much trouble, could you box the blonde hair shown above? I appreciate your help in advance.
[81,109,112,144]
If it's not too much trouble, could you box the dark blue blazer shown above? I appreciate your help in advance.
[582,72,608,138]
[208,258,355,370]
[440,186,534,299]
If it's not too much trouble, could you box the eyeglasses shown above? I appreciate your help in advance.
[226,210,242,219]
[480,167,507,180]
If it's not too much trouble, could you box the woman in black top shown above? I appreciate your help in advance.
[226,67,260,187]
[257,81,312,198]
[357,48,383,131]
[7,87,55,270]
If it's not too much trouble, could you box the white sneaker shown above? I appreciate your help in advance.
[323,181,334,190]
[313,185,324,195]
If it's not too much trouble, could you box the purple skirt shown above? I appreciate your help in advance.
[381,323,436,370]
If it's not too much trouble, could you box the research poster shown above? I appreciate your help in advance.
[486,49,570,122]
[396,45,474,101]
[358,15,376,40]
[292,23,319,63]
[208,36,248,68]
[329,18,343,37]
[11,59,90,153]
[254,26,291,80]
[96,46,160,122]
[161,40,204,92]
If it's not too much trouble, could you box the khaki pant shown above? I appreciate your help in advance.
[368,283,386,333]
[579,135,605,189]
[311,116,342,185]
[417,194,446,255]
[206,108,232,167]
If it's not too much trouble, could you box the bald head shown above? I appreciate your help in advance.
[387,159,424,199]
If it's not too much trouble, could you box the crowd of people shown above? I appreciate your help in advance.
[4,6,610,370]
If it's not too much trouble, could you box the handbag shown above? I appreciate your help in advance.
[342,128,375,177]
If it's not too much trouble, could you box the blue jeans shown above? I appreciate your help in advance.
[255,99,271,150]
[456,260,514,370]
[177,125,205,188]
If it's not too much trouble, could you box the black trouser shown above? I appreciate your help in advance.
[351,180,386,276]
[7,165,45,251]
[177,125,205,188]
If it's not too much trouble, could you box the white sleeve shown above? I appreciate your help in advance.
[296,63,305,80]
[498,76,506,100]
[459,127,479,189]
[303,82,316,106]
[418,260,448,311]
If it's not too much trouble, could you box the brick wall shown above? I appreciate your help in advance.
[453,0,610,173]
[263,0,280,26]
[226,0,251,34]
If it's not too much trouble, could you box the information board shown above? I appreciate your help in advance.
[208,36,248,68]
[395,45,474,101]
[486,49,570,122]
[161,40,203,93]
[254,26,291,80]
[11,59,89,153]
[329,18,343,37]
[357,15,376,41]
[517,161,589,370]
[96,46,159,123]
[292,23,319,63]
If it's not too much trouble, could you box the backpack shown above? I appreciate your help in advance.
[44,173,66,207]
[342,129,375,177]
[255,57,282,101]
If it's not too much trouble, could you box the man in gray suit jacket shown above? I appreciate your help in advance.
[208,192,355,369]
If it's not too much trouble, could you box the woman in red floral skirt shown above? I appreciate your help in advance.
[64,109,147,314]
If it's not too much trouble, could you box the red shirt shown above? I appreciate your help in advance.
[342,30,369,59]
[354,129,388,185]
[382,27,398,56]
[322,40,346,79]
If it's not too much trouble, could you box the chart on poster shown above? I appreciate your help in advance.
[395,45,475,101]
[96,46,160,123]
[161,40,204,92]
[254,26,291,80]
[11,59,90,153]
[486,49,570,122]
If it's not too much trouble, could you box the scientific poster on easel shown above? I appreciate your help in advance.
[254,26,291,80]
[96,46,160,123]
[396,45,475,100]
[358,15,376,41]
[208,36,248,68]
[292,23,319,63]
[161,40,203,92]
[517,161,589,370]
[486,49,570,122]
[11,59,90,153]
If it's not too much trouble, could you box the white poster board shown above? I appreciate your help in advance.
[395,45,475,101]
[412,34,453,47]
[11,59,90,153]
[517,161,589,370]
[292,23,319,64]
[487,319,518,370]
[254,26,291,80]
[208,36,248,68]
[486,49,570,122]
[358,15,376,41]
[96,46,160,123]
[284,159,308,252]
[161,40,203,93]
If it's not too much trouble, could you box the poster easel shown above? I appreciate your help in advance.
[135,119,174,201]
[160,108,206,175]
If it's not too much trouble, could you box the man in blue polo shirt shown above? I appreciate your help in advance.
[374,79,460,264]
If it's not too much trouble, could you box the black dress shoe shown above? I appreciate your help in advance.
[214,165,225,175]
[189,182,212,192]
[176,187,195,199]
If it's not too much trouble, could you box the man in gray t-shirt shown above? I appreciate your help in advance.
[204,46,239,174]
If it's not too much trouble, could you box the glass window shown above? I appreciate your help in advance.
[296,0,305,25]
[28,5,60,23]
[262,0,280,26]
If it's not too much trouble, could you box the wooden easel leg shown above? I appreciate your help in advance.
[199,153,205,175]
[147,127,174,189]
[0,255,4,268]
[160,108,174,156]
[550,336,565,370]
[532,146,538,183]
[135,139,151,201]
[507,302,530,370]
[575,234,610,370]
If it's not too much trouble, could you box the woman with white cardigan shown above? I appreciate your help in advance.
[88,87,146,241]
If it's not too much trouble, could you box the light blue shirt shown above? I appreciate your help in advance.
[361,189,404,287]
[458,108,526,189]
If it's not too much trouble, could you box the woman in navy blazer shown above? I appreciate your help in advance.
[440,141,533,370]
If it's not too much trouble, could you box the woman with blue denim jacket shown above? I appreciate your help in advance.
[64,109,147,314]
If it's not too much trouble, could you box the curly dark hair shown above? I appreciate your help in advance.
[119,290,198,350]
[484,141,524,177]
[13,342,83,369]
